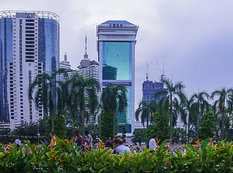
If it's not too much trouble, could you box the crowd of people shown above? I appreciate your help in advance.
[72,131,132,154]
[1,131,165,155]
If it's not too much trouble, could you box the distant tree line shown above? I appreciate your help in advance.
[134,78,233,144]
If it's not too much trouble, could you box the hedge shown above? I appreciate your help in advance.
[0,138,233,172]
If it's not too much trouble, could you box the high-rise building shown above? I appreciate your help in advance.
[97,20,138,133]
[134,79,167,129]
[77,36,99,81]
[60,53,71,70]
[142,80,166,104]
[0,11,60,129]
[59,53,76,83]
[76,36,99,124]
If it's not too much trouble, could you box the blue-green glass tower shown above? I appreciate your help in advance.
[97,20,138,133]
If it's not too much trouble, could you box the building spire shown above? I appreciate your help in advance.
[64,52,67,61]
[84,35,88,59]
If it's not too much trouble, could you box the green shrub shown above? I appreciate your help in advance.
[0,138,233,172]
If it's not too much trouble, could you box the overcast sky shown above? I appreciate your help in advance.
[1,0,233,108]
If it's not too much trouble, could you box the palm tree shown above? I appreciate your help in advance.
[154,78,185,138]
[56,79,70,116]
[28,68,68,132]
[101,85,127,138]
[190,91,209,138]
[86,87,101,124]
[180,95,198,142]
[211,88,233,139]
[135,100,157,128]
[66,74,100,135]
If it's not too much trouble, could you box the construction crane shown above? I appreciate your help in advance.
[155,56,165,81]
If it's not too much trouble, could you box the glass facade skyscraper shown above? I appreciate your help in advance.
[142,80,167,104]
[0,11,59,129]
[0,18,12,121]
[97,20,138,133]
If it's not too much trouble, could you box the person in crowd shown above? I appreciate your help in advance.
[84,130,93,149]
[135,143,141,153]
[106,137,112,143]
[15,138,21,149]
[165,139,171,149]
[74,130,83,148]
[149,134,158,152]
[50,132,56,147]
[112,138,131,154]
[105,137,113,148]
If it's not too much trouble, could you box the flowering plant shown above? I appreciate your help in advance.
[0,138,232,172]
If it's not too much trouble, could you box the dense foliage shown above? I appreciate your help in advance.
[101,84,127,138]
[131,128,146,145]
[11,119,46,137]
[147,112,169,144]
[45,115,66,139]
[199,112,218,140]
[99,111,117,141]
[0,138,233,172]
[29,70,100,135]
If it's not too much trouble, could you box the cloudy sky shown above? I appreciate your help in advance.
[1,0,233,107]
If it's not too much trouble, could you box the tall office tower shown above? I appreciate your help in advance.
[142,80,166,104]
[97,20,138,133]
[134,79,167,129]
[0,11,60,129]
[77,36,99,81]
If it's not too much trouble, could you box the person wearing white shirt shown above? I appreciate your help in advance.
[149,134,158,152]
[113,138,131,155]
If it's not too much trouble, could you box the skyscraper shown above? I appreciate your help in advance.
[142,80,166,104]
[0,11,60,129]
[97,20,138,133]
[134,79,167,129]
[77,36,99,81]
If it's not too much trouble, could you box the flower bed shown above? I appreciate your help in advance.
[0,138,233,172]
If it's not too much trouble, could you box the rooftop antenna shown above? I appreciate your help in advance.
[84,35,88,59]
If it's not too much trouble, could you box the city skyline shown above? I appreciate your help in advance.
[1,0,233,109]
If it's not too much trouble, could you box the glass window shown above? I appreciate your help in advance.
[26,19,34,22]
[102,42,132,80]
[26,23,34,26]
